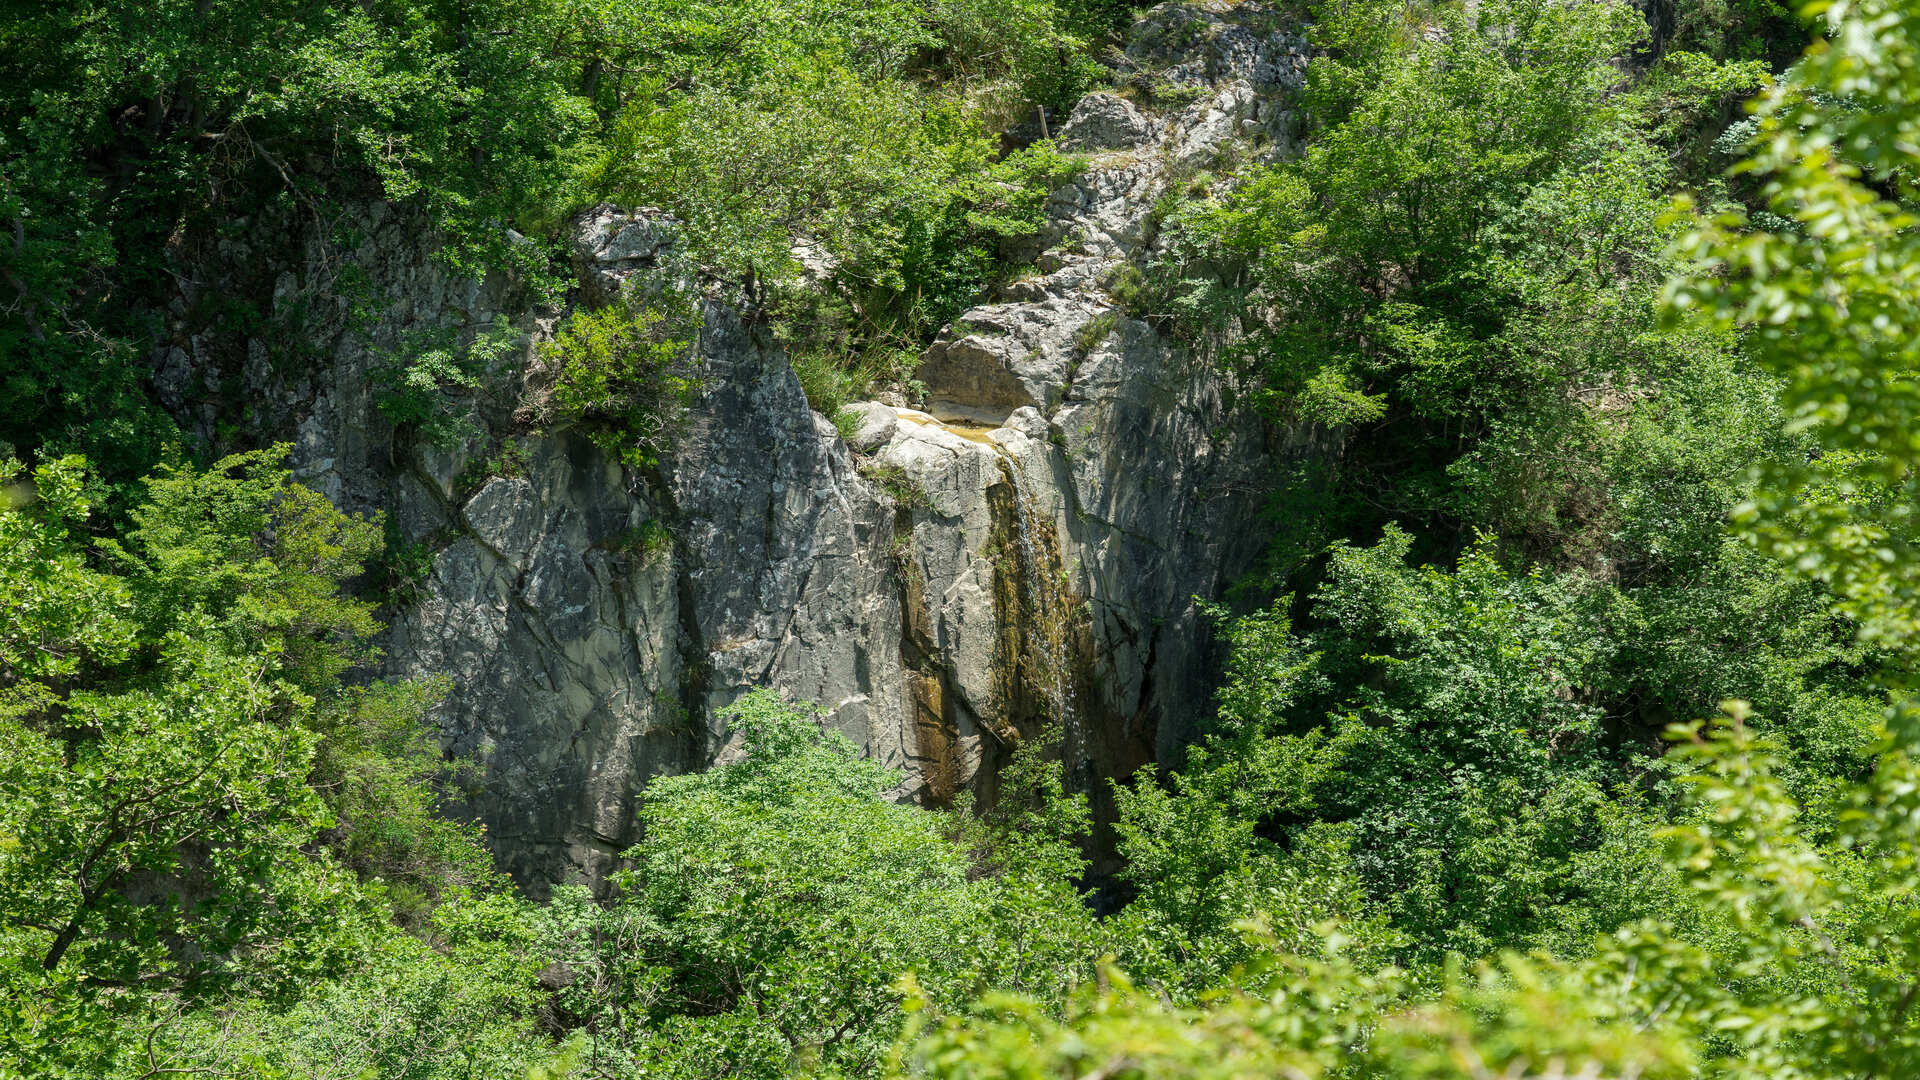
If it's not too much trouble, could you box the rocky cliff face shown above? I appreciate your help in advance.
[151,2,1324,891]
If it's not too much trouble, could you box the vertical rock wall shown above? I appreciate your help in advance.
[151,2,1328,891]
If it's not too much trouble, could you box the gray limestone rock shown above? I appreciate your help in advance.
[842,402,900,454]
[1058,92,1154,151]
[918,300,1108,424]
[145,0,1323,891]
[572,203,687,307]
[389,435,691,890]
[1127,1,1311,93]
[1172,81,1263,169]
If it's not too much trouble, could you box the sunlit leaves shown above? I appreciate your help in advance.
[1671,0,1920,657]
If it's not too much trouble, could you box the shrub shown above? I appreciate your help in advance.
[861,462,933,510]
[372,319,519,449]
[833,407,863,443]
[793,351,858,417]
[543,300,702,468]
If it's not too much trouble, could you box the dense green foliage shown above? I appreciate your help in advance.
[1672,0,1920,654]
[908,1,1920,1077]
[0,0,591,490]
[372,317,519,450]
[1145,0,1772,572]
[10,0,1920,1076]
[528,693,1096,1079]
[0,448,501,1076]
[0,0,1121,497]
[1062,0,1891,979]
[541,298,702,468]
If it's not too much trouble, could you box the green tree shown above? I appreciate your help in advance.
[1147,0,1781,590]
[541,297,702,468]
[0,0,596,489]
[147,890,554,1080]
[1175,0,1643,426]
[537,690,1102,1079]
[1671,0,1920,658]
[905,710,1920,1078]
[0,449,499,1076]
[903,2,1920,1075]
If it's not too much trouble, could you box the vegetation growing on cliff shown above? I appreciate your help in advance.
[7,0,1920,1077]
[0,0,1120,502]
[541,298,702,468]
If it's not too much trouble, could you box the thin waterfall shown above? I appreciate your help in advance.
[986,447,1092,768]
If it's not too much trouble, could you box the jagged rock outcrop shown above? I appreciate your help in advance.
[862,5,1317,825]
[1125,1,1311,93]
[148,1,1326,891]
